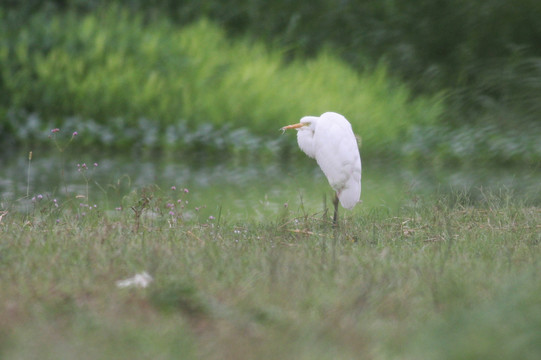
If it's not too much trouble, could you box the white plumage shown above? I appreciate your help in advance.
[282,112,362,223]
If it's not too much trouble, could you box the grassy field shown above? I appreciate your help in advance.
[1,185,540,359]
[1,5,540,357]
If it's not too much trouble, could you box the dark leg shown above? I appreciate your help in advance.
[332,193,339,227]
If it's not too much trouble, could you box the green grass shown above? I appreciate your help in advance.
[1,186,540,359]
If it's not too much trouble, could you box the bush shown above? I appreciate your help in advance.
[0,7,443,156]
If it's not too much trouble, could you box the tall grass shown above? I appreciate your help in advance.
[0,7,443,156]
[1,122,540,358]
[0,183,540,359]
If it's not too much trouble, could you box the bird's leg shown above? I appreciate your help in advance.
[332,193,339,227]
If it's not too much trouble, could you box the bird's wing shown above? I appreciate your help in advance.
[314,117,361,209]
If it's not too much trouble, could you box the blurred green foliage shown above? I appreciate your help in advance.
[3,0,540,123]
[1,1,540,164]
[0,7,442,158]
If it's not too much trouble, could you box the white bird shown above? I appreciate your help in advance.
[281,112,362,225]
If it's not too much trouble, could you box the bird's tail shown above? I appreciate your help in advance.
[338,181,361,209]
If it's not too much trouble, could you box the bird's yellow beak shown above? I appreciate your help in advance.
[280,123,307,131]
